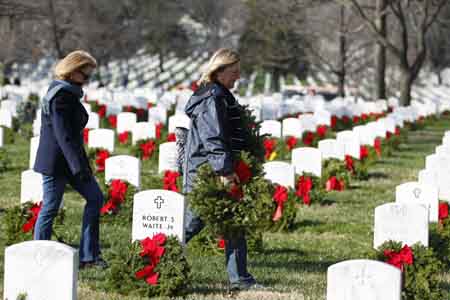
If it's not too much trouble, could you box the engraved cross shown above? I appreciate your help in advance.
[154,196,164,209]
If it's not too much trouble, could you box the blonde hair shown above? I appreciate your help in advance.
[54,50,97,80]
[198,48,240,85]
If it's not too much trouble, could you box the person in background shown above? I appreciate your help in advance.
[183,48,265,291]
[33,50,106,269]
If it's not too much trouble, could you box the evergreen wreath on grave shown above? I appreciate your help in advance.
[104,234,190,297]
[1,125,15,144]
[344,145,374,181]
[322,159,351,191]
[270,184,298,232]
[4,201,65,245]
[295,172,327,205]
[100,179,137,224]
[371,241,443,300]
[87,147,111,173]
[132,138,158,162]
[430,202,450,266]
[0,147,12,173]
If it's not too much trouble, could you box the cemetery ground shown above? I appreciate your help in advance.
[1,117,450,300]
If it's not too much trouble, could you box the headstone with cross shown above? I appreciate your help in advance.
[395,181,438,222]
[327,259,401,300]
[132,189,185,243]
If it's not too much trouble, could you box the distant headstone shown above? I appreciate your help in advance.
[260,120,282,138]
[291,147,322,177]
[0,108,13,128]
[105,155,140,188]
[168,113,191,133]
[395,181,438,222]
[132,190,185,243]
[85,112,99,129]
[263,161,295,188]
[327,259,401,300]
[131,121,155,145]
[117,112,137,134]
[318,139,345,161]
[88,128,115,152]
[158,142,177,173]
[282,118,303,138]
[148,106,167,124]
[20,170,43,204]
[336,130,360,159]
[29,136,40,169]
[374,202,428,248]
[4,240,78,300]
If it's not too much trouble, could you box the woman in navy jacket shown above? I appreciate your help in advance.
[33,50,106,268]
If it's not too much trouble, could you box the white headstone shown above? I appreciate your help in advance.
[314,110,331,126]
[148,106,167,124]
[260,120,282,138]
[374,202,429,248]
[282,118,303,138]
[0,108,13,128]
[168,113,191,133]
[132,190,185,243]
[353,125,376,146]
[158,142,177,173]
[105,155,140,188]
[395,182,438,222]
[291,147,322,177]
[131,121,156,145]
[263,161,295,188]
[85,112,99,129]
[29,136,40,169]
[336,130,360,159]
[4,240,78,300]
[20,170,43,204]
[88,128,115,152]
[299,114,317,132]
[318,139,345,161]
[327,259,401,300]
[116,112,137,134]
[0,126,3,147]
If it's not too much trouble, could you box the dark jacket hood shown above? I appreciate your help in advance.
[185,82,230,118]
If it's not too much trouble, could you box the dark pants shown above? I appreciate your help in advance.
[185,210,255,286]
[34,173,104,262]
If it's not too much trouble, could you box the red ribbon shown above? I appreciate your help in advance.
[374,138,382,158]
[234,160,252,184]
[83,128,89,144]
[135,233,166,285]
[345,155,354,173]
[272,185,289,221]
[383,245,414,272]
[167,133,176,142]
[263,138,277,159]
[163,170,180,192]
[95,149,110,172]
[286,136,298,151]
[118,131,129,144]
[325,176,345,191]
[22,202,42,233]
[228,183,244,200]
[100,179,128,215]
[395,127,401,136]
[342,116,350,124]
[140,140,156,160]
[136,108,145,118]
[217,238,225,249]
[155,123,163,139]
[98,105,106,118]
[331,116,338,129]
[302,132,315,146]
[439,202,449,224]
[316,125,327,138]
[147,102,154,109]
[296,176,313,205]
[108,115,117,128]
[361,113,368,121]
[352,116,360,124]
[360,145,369,160]
[386,131,392,140]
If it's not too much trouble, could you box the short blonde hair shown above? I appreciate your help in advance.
[198,48,240,85]
[54,50,97,80]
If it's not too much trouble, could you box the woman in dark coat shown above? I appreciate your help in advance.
[183,48,264,291]
[33,50,106,268]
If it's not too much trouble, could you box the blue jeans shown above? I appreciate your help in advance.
[185,210,255,286]
[34,173,104,262]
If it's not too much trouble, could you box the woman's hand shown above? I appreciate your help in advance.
[220,172,240,186]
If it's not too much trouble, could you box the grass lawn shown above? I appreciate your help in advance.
[1,116,450,299]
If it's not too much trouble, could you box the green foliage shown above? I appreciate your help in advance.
[270,188,298,232]
[103,236,190,297]
[100,181,138,225]
[240,105,266,163]
[0,148,12,173]
[188,152,274,237]
[371,241,444,300]
[132,138,159,164]
[322,159,351,188]
[296,172,328,206]
[1,125,15,144]
[430,219,450,267]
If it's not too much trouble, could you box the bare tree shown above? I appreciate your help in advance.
[344,0,449,106]
[374,0,387,99]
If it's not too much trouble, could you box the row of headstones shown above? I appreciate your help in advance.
[327,131,448,300]
[5,188,187,300]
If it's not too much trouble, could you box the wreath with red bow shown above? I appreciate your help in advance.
[133,138,159,162]
[100,179,137,223]
[4,201,65,245]
[322,159,351,191]
[87,147,111,173]
[104,234,190,297]
[294,173,327,206]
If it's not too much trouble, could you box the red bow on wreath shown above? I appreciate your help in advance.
[272,185,288,221]
[331,116,338,129]
[263,139,277,159]
[345,155,354,173]
[22,202,42,233]
[286,136,298,151]
[83,128,89,144]
[374,138,382,158]
[167,133,176,142]
[316,125,327,138]
[118,131,129,144]
[386,131,393,140]
[98,105,106,118]
[95,149,110,172]
[395,127,401,136]
[326,176,345,191]
[135,233,166,285]
[163,170,180,192]
[383,245,414,271]
[234,160,252,184]
[155,123,163,140]
[140,140,156,160]
[360,146,369,160]
[296,176,312,205]
[100,179,128,215]
[302,132,315,146]
[439,202,449,224]
[108,115,117,128]
[228,183,244,200]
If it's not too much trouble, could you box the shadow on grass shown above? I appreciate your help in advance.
[367,172,389,180]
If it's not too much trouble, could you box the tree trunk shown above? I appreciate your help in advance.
[338,5,346,97]
[437,70,443,85]
[375,0,387,100]
[158,51,164,73]
[271,69,280,92]
[399,68,413,106]
[48,0,63,58]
